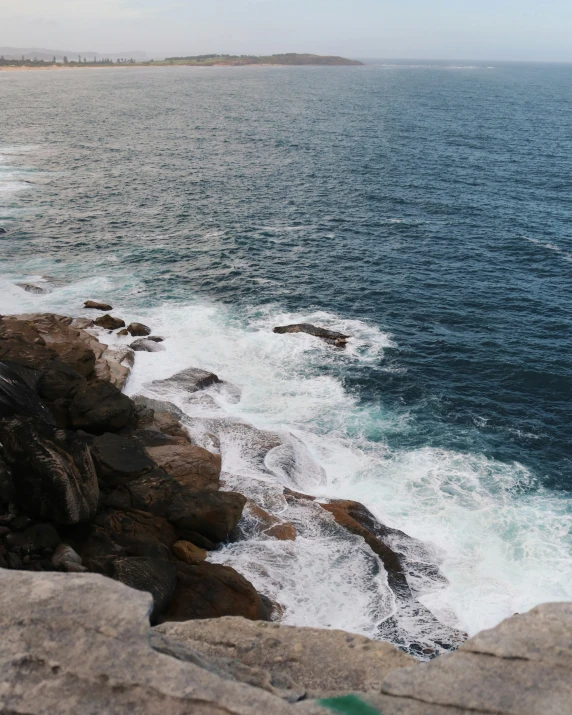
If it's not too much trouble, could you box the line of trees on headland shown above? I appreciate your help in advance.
[0,56,150,67]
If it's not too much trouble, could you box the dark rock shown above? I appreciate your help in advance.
[94,314,125,330]
[90,432,155,487]
[0,227,7,234]
[112,556,177,621]
[0,454,16,503]
[127,322,151,337]
[151,366,221,393]
[84,300,113,311]
[0,555,7,568]
[37,360,86,402]
[169,490,246,544]
[69,379,133,433]
[0,514,13,527]
[0,361,56,424]
[147,336,164,342]
[9,515,33,531]
[0,416,99,524]
[5,524,60,554]
[92,509,178,559]
[6,552,22,569]
[164,561,271,622]
[273,323,349,347]
[133,428,178,447]
[117,328,129,336]
[130,338,165,352]
[0,526,9,537]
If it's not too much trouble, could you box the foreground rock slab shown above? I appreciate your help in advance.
[0,571,325,714]
[372,602,572,715]
[156,617,414,699]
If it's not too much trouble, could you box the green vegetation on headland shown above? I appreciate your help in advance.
[163,53,363,66]
[0,53,363,68]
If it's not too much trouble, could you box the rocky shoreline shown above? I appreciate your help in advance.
[0,306,570,714]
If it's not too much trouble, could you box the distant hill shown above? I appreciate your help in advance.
[0,47,150,62]
[163,53,363,66]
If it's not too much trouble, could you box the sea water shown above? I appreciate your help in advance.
[1,61,571,645]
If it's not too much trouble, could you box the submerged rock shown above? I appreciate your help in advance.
[16,282,48,294]
[84,300,113,311]
[273,323,349,347]
[94,314,125,330]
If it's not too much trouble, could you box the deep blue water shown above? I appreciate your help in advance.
[1,61,571,635]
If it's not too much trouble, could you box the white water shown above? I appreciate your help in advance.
[1,271,571,645]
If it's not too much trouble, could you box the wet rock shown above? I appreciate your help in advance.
[117,328,129,336]
[169,489,246,544]
[0,227,7,234]
[127,322,151,337]
[320,499,409,594]
[16,283,48,294]
[92,508,178,559]
[0,570,305,715]
[69,379,133,433]
[156,617,415,699]
[130,338,165,352]
[94,345,134,391]
[5,523,60,555]
[0,416,99,524]
[94,314,125,330]
[112,555,177,621]
[90,432,155,487]
[172,540,207,564]
[273,323,349,347]
[0,361,56,423]
[147,335,164,342]
[151,366,222,393]
[144,442,221,491]
[164,561,272,622]
[243,501,297,541]
[84,300,113,311]
[70,317,95,330]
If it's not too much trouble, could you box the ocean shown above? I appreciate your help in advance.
[1,61,571,647]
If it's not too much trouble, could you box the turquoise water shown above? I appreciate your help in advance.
[1,62,571,643]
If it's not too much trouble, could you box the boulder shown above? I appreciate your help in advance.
[0,361,56,423]
[92,508,178,559]
[84,300,113,311]
[151,366,221,393]
[94,345,134,390]
[0,416,99,524]
[156,617,415,699]
[0,570,309,714]
[90,432,155,487]
[130,338,165,352]
[163,562,271,622]
[169,489,246,544]
[127,322,151,337]
[0,316,57,371]
[94,314,125,330]
[37,360,86,402]
[144,442,221,490]
[112,555,177,621]
[4,523,61,555]
[16,282,48,294]
[373,602,572,715]
[273,324,349,347]
[0,227,6,233]
[172,540,207,564]
[118,328,129,336]
[69,379,133,433]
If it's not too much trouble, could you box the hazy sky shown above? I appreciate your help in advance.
[2,0,572,61]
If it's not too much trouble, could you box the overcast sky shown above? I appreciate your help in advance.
[2,0,572,61]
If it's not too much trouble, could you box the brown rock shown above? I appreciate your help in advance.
[245,502,297,541]
[93,508,178,559]
[94,314,125,331]
[273,323,349,347]
[145,442,221,491]
[153,411,191,442]
[84,300,113,311]
[69,379,134,433]
[172,540,207,564]
[163,561,271,622]
[117,328,129,336]
[90,432,155,487]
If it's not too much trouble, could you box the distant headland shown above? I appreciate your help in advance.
[0,53,363,70]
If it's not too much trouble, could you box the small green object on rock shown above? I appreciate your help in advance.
[318,694,382,715]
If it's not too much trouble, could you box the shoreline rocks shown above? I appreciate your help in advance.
[273,323,349,347]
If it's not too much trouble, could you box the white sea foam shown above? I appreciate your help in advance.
[1,272,571,643]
